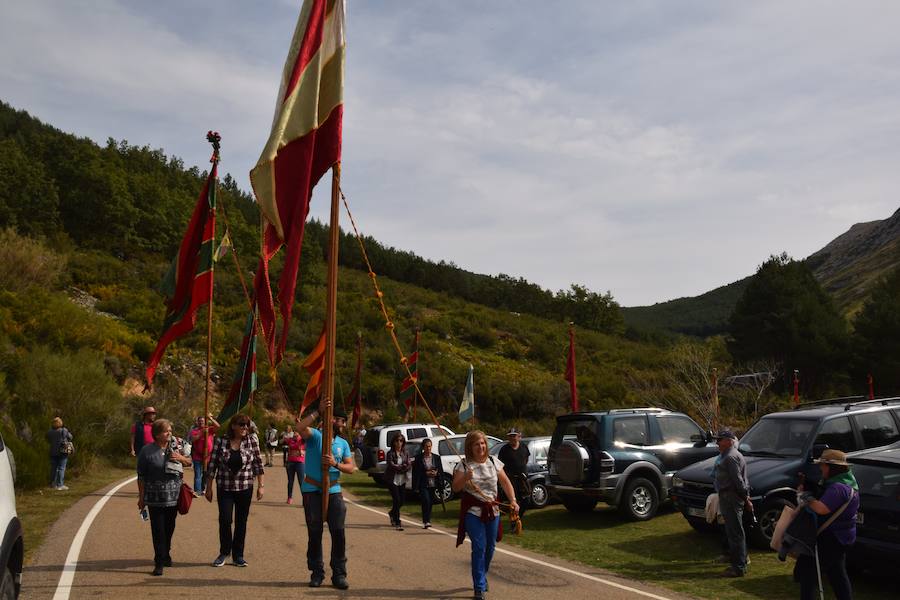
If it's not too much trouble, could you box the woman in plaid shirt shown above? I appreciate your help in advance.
[204,415,265,567]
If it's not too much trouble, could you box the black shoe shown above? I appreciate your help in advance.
[473,593,485,600]
[152,566,163,576]
[332,575,349,590]
[309,574,324,588]
[163,557,172,567]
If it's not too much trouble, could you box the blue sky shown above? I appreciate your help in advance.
[3,1,899,306]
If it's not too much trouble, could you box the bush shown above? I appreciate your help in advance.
[0,228,65,293]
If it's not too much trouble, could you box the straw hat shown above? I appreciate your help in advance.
[814,449,849,466]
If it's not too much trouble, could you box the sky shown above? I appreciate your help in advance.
[2,0,899,307]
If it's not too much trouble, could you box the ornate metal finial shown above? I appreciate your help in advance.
[207,130,222,163]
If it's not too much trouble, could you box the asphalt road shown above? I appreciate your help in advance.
[23,462,695,600]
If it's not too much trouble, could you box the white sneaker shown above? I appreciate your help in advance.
[57,485,69,491]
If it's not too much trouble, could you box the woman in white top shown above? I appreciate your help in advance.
[384,433,410,530]
[452,431,518,600]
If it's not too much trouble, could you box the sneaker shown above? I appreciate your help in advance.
[287,498,293,505]
[396,524,404,531]
[163,557,172,567]
[152,566,163,576]
[212,555,227,567]
[720,566,745,578]
[473,592,485,600]
[309,574,324,588]
[332,575,349,590]
[232,558,248,567]
[57,485,69,491]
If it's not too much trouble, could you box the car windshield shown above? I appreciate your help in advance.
[739,418,816,457]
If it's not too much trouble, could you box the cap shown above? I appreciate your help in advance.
[814,449,849,466]
[333,407,348,420]
[143,406,157,415]
[506,428,522,436]
[713,429,737,440]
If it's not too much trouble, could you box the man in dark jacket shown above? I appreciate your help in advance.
[498,428,530,516]
[714,429,751,577]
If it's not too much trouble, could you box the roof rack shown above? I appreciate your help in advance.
[794,396,865,409]
[842,396,900,412]
[607,407,668,414]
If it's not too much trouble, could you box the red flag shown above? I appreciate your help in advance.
[349,334,362,429]
[867,373,874,400]
[251,0,345,365]
[399,330,419,417]
[792,370,800,406]
[145,162,217,387]
[300,327,327,412]
[564,325,579,412]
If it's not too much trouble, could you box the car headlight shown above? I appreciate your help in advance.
[672,476,684,488]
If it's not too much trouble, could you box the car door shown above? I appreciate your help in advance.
[852,410,900,451]
[652,415,715,472]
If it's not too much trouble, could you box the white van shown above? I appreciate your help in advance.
[357,423,455,484]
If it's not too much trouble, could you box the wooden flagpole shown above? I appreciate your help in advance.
[322,162,342,516]
[203,131,221,469]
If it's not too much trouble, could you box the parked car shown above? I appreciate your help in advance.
[490,436,554,509]
[1,431,23,598]
[546,408,719,521]
[846,446,900,567]
[357,423,455,484]
[405,434,503,502]
[671,397,900,547]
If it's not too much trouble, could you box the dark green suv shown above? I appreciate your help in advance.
[547,408,719,521]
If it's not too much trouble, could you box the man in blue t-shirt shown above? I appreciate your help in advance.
[297,399,355,590]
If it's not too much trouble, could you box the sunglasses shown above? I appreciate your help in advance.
[235,422,250,428]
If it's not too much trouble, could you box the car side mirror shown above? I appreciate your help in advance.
[690,433,706,446]
[809,443,828,463]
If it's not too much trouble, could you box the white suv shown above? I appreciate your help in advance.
[357,423,455,484]
[0,432,23,599]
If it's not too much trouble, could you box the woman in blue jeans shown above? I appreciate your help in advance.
[284,432,305,504]
[46,417,73,490]
[453,431,518,600]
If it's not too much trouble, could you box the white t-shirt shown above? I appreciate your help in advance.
[455,456,504,517]
[392,453,407,487]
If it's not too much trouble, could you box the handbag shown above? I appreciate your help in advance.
[770,504,797,551]
[177,483,194,515]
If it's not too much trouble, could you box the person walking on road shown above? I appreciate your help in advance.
[281,425,296,464]
[205,415,265,568]
[264,423,279,467]
[189,414,219,495]
[453,430,519,600]
[385,432,410,530]
[498,428,531,517]
[137,418,192,576]
[285,430,306,505]
[297,400,355,590]
[794,449,859,600]
[713,429,751,578]
[131,406,157,458]
[412,438,444,528]
[46,417,73,490]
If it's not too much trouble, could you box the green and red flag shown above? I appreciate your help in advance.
[348,333,362,429]
[145,162,218,387]
[300,326,327,413]
[218,308,259,422]
[251,0,345,365]
[399,329,419,417]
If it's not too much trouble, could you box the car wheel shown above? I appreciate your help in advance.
[618,477,659,521]
[751,497,794,549]
[434,475,454,503]
[0,567,15,600]
[530,482,550,509]
[561,496,597,513]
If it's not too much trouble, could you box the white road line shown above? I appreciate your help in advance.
[345,499,676,600]
[52,476,137,600]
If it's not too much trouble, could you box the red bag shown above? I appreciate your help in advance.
[177,483,193,515]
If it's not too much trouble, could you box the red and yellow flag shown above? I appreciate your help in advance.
[251,0,345,365]
[300,327,327,413]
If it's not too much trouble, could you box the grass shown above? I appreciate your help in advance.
[342,471,890,600]
[15,461,134,564]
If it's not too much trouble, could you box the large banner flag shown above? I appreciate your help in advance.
[399,329,419,416]
[146,162,218,387]
[458,364,475,424]
[348,334,362,429]
[300,327,327,412]
[251,0,345,365]
[564,325,579,412]
[218,308,259,422]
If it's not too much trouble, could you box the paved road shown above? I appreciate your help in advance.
[24,462,694,600]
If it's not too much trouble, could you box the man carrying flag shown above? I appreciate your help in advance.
[459,364,475,424]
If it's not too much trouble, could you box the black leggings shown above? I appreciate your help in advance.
[217,487,253,560]
[148,505,177,567]
[419,486,434,523]
[794,531,852,600]
[387,483,404,525]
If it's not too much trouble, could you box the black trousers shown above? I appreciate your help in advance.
[419,485,434,523]
[794,531,853,600]
[217,487,253,560]
[303,492,347,579]
[147,505,177,567]
[387,482,404,525]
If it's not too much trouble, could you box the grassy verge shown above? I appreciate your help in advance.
[15,461,134,564]
[342,472,889,600]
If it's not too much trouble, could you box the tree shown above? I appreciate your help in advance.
[852,265,900,394]
[728,253,849,396]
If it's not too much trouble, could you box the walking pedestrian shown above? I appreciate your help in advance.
[713,429,751,577]
[264,423,279,467]
[498,428,530,517]
[412,438,444,528]
[297,399,355,590]
[385,432,410,530]
[204,414,265,568]
[131,406,157,457]
[137,418,191,576]
[794,449,859,600]
[189,414,219,495]
[281,425,296,464]
[453,430,519,600]
[46,417,73,490]
[285,430,306,505]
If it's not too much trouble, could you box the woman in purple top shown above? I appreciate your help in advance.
[794,449,859,600]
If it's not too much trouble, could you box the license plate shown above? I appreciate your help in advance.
[687,507,705,518]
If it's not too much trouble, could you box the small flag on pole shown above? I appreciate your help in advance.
[349,333,362,429]
[564,324,579,412]
[217,307,258,422]
[399,329,419,418]
[867,373,874,400]
[300,327,327,413]
[792,370,800,406]
[214,230,232,262]
[458,364,475,424]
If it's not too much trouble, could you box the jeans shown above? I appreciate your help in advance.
[286,462,305,500]
[795,531,853,600]
[419,485,434,524]
[719,491,747,572]
[465,512,499,593]
[50,455,68,488]
[387,483,404,525]
[217,487,253,560]
[303,492,346,579]
[192,460,204,493]
[148,505,178,567]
